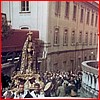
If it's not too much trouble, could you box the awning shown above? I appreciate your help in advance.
[2,29,39,52]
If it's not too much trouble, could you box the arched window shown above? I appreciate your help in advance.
[89,33,93,45]
[79,31,82,43]
[94,33,96,45]
[21,27,29,29]
[71,31,75,45]
[54,27,59,45]
[63,29,68,45]
[85,32,88,45]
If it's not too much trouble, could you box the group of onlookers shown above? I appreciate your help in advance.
[2,70,82,98]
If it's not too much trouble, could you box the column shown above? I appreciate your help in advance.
[85,72,89,86]
[82,71,85,83]
[94,75,99,96]
[91,73,95,89]
[88,72,91,87]
[96,75,99,91]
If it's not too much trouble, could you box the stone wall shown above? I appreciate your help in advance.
[44,48,97,73]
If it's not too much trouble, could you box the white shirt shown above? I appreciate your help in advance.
[30,91,44,97]
[14,90,27,99]
[3,90,13,98]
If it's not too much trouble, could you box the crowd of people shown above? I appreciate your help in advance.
[2,70,83,98]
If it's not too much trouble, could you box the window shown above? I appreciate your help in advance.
[54,27,59,45]
[84,57,87,61]
[63,29,68,45]
[79,31,82,43]
[91,13,94,26]
[94,33,96,45]
[80,8,84,22]
[65,2,70,18]
[78,58,81,67]
[73,5,77,20]
[95,15,98,27]
[2,13,7,26]
[21,1,29,12]
[21,27,29,29]
[90,33,93,45]
[89,56,91,60]
[71,31,75,45]
[93,55,95,59]
[55,2,61,16]
[86,11,90,24]
[85,32,88,45]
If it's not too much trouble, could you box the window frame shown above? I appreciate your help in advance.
[89,32,93,45]
[94,33,96,45]
[91,13,94,26]
[21,27,29,29]
[53,26,60,46]
[20,1,30,13]
[95,15,98,27]
[71,30,75,45]
[63,29,68,46]
[86,10,90,25]
[72,4,77,21]
[85,32,88,45]
[80,8,84,23]
[55,2,61,17]
[79,31,82,44]
[65,2,70,18]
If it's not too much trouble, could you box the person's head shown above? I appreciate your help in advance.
[38,77,41,81]
[58,79,63,86]
[47,73,51,81]
[34,83,40,93]
[27,33,32,41]
[70,86,77,97]
[18,82,24,93]
[30,77,36,84]
[70,76,74,81]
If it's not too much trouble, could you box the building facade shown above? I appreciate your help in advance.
[46,2,98,73]
[2,1,98,73]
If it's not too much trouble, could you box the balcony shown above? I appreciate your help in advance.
[81,60,99,98]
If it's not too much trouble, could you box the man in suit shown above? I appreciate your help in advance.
[14,82,28,98]
[30,83,44,97]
